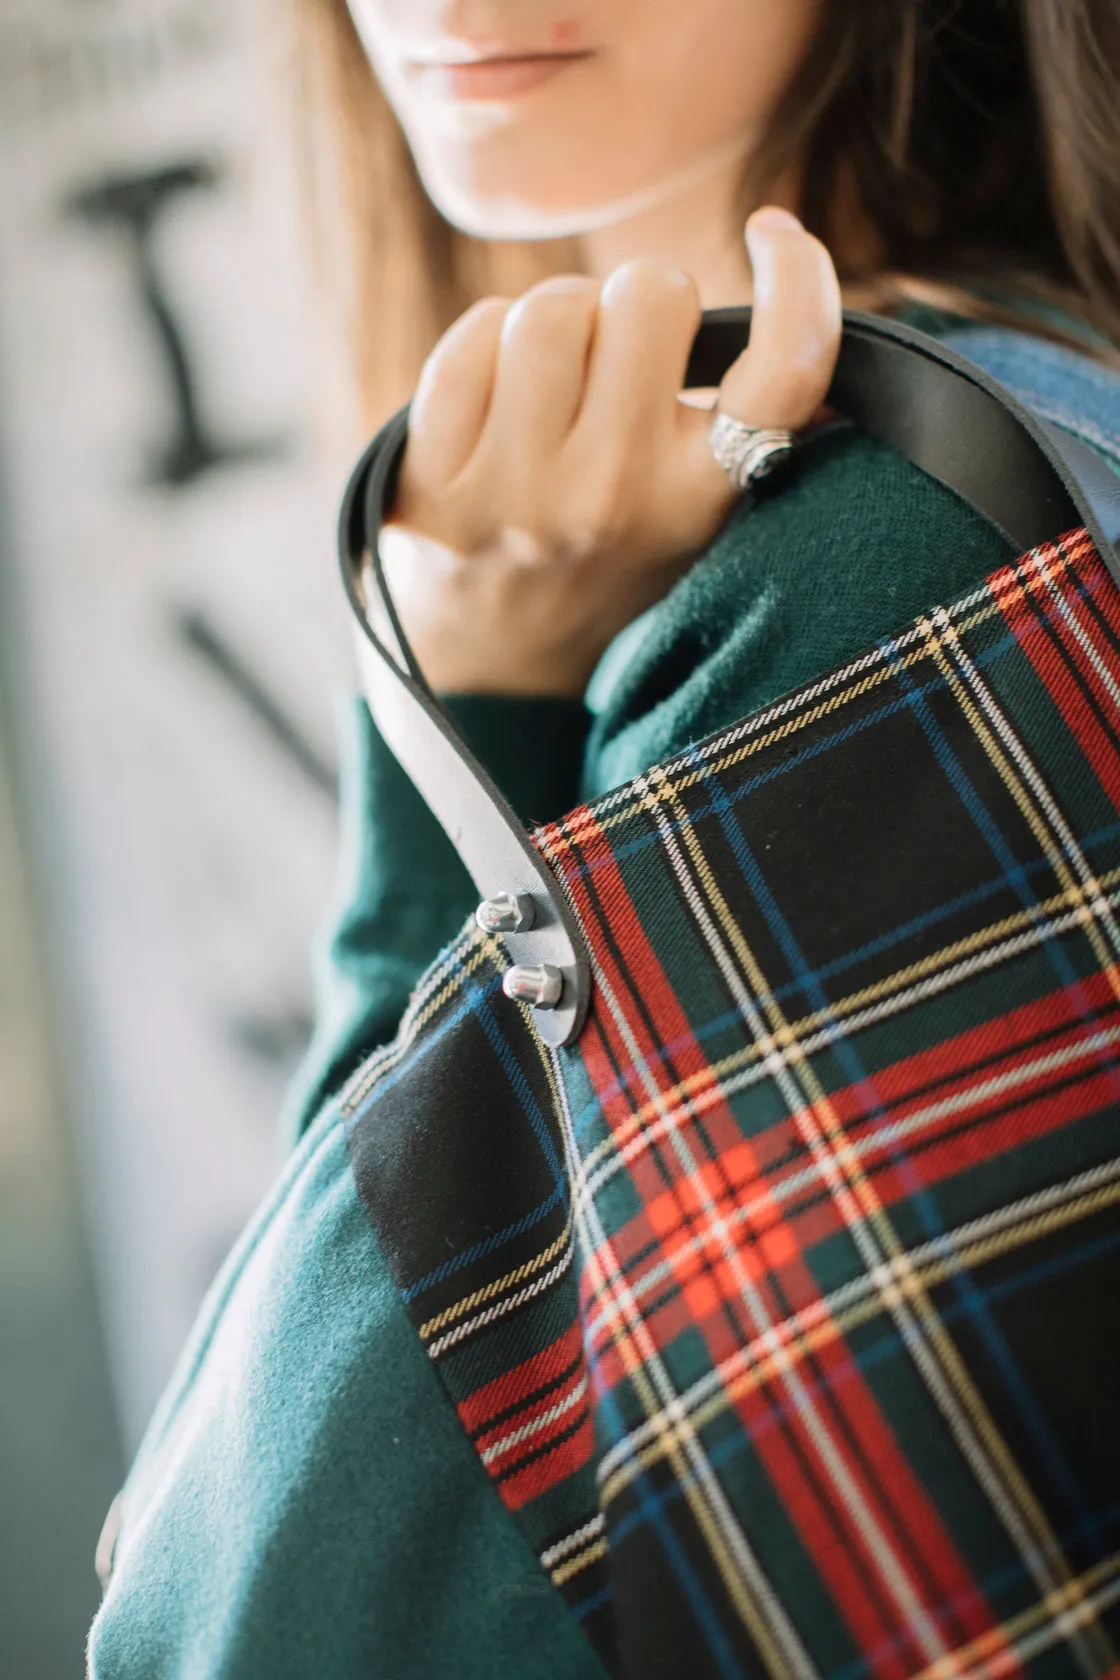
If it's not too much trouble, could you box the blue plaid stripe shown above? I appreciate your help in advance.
[347,528,1120,1677]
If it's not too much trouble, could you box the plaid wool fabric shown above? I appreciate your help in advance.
[346,527,1120,1679]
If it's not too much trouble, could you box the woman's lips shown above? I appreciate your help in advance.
[410,53,591,102]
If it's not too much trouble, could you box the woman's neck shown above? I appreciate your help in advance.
[576,147,802,308]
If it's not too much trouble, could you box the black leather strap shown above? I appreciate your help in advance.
[340,418,593,1048]
[688,310,1120,562]
[340,309,1120,1046]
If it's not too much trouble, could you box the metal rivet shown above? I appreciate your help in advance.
[476,891,536,935]
[502,964,564,1010]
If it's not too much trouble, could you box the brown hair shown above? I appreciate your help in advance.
[295,0,1120,428]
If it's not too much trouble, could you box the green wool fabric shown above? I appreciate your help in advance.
[90,418,1017,1676]
[281,426,1016,1149]
[89,1100,603,1680]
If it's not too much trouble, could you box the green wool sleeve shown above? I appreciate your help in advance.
[281,691,591,1147]
[283,431,1014,1150]
[582,428,1017,800]
[88,1100,607,1680]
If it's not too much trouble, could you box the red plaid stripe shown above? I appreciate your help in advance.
[352,530,1120,1676]
[459,1323,594,1511]
[994,531,1120,815]
[586,969,1120,1365]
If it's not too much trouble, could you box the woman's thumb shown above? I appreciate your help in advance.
[719,207,842,432]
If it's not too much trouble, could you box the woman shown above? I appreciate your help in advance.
[89,3,1120,1677]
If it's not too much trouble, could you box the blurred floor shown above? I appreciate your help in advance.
[0,682,123,1678]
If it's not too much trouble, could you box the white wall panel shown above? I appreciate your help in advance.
[0,0,355,1444]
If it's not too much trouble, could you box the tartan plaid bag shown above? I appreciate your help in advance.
[339,316,1120,1678]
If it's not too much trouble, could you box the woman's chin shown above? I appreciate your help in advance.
[415,166,621,243]
[413,134,756,245]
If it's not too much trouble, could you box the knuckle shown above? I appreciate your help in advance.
[723,363,826,432]
[415,343,472,414]
[567,465,631,553]
[446,296,512,352]
[530,273,601,304]
[503,275,599,340]
[775,357,830,406]
[721,312,840,425]
[466,293,515,322]
[423,297,508,375]
[601,258,699,316]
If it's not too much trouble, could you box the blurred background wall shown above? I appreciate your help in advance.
[0,0,354,1668]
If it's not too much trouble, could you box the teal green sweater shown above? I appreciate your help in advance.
[90,382,1055,1677]
[282,423,1017,1146]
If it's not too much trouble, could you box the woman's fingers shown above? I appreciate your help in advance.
[728,207,839,426]
[385,212,847,695]
[484,276,602,459]
[406,296,511,488]
[575,260,703,446]
[410,216,838,516]
[726,207,842,425]
[405,210,841,605]
[677,207,842,488]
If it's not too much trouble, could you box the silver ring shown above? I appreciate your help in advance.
[707,412,796,492]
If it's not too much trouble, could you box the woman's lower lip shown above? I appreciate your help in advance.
[413,55,590,101]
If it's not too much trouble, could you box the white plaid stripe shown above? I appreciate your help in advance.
[595,1157,1120,1498]
[582,1034,1120,1350]
[425,1244,575,1359]
[923,601,1120,969]
[618,730,1109,1677]
[574,871,1120,1206]
[912,1557,1120,1680]
[479,1374,589,1468]
[612,766,966,1670]
[911,605,1120,1673]
[540,1513,607,1570]
[340,533,1119,1673]
[1034,539,1120,718]
[540,542,1095,852]
[566,577,1006,832]
[340,923,487,1117]
[550,1024,823,1680]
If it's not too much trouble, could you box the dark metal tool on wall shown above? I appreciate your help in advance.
[65,161,284,488]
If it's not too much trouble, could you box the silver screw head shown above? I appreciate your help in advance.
[502,964,564,1010]
[476,892,536,935]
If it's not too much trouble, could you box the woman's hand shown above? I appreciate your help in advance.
[378,207,842,697]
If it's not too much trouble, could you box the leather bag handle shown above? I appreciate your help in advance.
[339,308,1120,1047]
